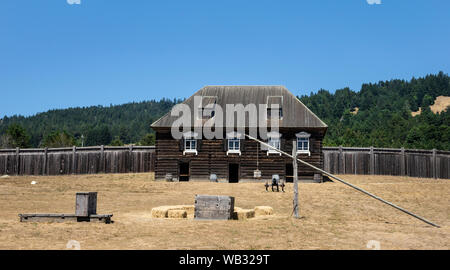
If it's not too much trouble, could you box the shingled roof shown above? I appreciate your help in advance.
[151,86,327,129]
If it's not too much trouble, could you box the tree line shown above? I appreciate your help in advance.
[0,72,449,150]
[0,98,181,148]
[299,71,450,150]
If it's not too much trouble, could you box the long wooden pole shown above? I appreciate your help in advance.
[292,140,299,218]
[245,134,440,228]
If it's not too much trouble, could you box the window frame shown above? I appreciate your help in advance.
[296,132,311,156]
[266,107,283,120]
[182,132,198,155]
[266,96,283,120]
[197,96,217,120]
[227,138,241,154]
[226,131,242,156]
[267,132,282,156]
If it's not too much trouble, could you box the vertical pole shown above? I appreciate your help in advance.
[101,145,105,173]
[400,147,406,176]
[339,145,344,174]
[44,147,48,175]
[129,145,133,173]
[432,149,437,179]
[369,146,374,175]
[72,146,76,174]
[4,150,8,174]
[15,147,20,175]
[292,141,299,219]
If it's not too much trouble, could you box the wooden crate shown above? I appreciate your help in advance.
[194,195,235,220]
[75,192,97,217]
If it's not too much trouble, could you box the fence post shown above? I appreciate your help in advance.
[4,150,7,174]
[369,146,374,175]
[129,145,133,172]
[15,147,20,175]
[432,149,437,179]
[72,146,76,174]
[339,145,344,174]
[44,147,48,175]
[101,145,105,173]
[400,147,406,176]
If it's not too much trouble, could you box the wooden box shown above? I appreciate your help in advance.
[75,192,97,217]
[194,195,235,220]
[314,173,323,183]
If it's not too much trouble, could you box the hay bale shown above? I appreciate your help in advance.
[233,208,255,220]
[254,206,273,216]
[151,205,195,218]
[167,209,187,219]
[151,206,172,218]
[175,205,195,215]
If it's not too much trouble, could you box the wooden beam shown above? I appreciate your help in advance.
[292,140,299,219]
[245,134,440,228]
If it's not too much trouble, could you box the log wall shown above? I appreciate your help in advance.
[155,130,324,182]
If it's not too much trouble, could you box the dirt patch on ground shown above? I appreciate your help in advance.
[0,173,448,249]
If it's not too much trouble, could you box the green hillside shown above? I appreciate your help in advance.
[0,99,181,148]
[1,72,449,150]
[300,71,450,150]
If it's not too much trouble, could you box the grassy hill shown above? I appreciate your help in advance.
[299,71,450,150]
[1,72,449,150]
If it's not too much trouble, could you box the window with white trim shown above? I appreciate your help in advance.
[267,96,283,120]
[297,137,309,151]
[226,131,242,155]
[183,131,198,155]
[228,139,240,151]
[197,96,217,120]
[267,131,282,155]
[185,139,197,151]
[296,131,311,156]
[267,107,283,119]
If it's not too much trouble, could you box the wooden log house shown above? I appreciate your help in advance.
[151,86,328,182]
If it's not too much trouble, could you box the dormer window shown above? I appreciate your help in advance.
[183,131,198,155]
[267,96,283,120]
[226,131,242,155]
[267,131,282,155]
[198,96,217,120]
[296,132,311,156]
[267,107,283,119]
[199,106,215,119]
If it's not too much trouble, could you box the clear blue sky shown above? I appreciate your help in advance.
[1,0,449,117]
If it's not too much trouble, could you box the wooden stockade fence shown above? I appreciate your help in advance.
[0,146,155,176]
[0,145,449,179]
[323,146,450,179]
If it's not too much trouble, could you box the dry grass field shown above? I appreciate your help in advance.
[0,173,448,250]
